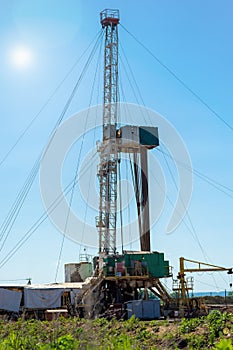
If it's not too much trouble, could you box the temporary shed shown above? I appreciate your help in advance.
[0,288,22,312]
[24,282,89,310]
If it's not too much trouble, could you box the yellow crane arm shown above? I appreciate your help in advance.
[178,257,233,301]
[180,257,233,275]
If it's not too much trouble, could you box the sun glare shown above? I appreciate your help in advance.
[10,46,33,69]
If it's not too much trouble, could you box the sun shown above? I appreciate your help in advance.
[10,46,33,69]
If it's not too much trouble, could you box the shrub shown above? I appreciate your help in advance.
[215,338,233,350]
[207,311,229,338]
[179,317,202,333]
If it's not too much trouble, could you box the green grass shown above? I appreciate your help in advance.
[0,313,232,349]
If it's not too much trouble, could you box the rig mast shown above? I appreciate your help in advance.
[97,9,120,255]
[75,10,171,318]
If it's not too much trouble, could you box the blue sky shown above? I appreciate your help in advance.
[0,1,233,292]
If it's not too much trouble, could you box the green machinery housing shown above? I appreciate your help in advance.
[103,251,171,279]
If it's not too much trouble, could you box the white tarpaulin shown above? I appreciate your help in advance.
[24,288,64,309]
[23,281,91,309]
[0,288,22,312]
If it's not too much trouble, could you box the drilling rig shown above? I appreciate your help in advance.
[72,9,232,320]
[77,9,172,319]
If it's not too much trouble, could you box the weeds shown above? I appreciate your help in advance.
[0,312,233,349]
[179,317,203,333]
[207,311,231,338]
[214,338,233,350]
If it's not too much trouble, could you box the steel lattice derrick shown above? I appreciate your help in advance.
[97,10,120,255]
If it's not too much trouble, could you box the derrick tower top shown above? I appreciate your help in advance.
[100,9,120,28]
